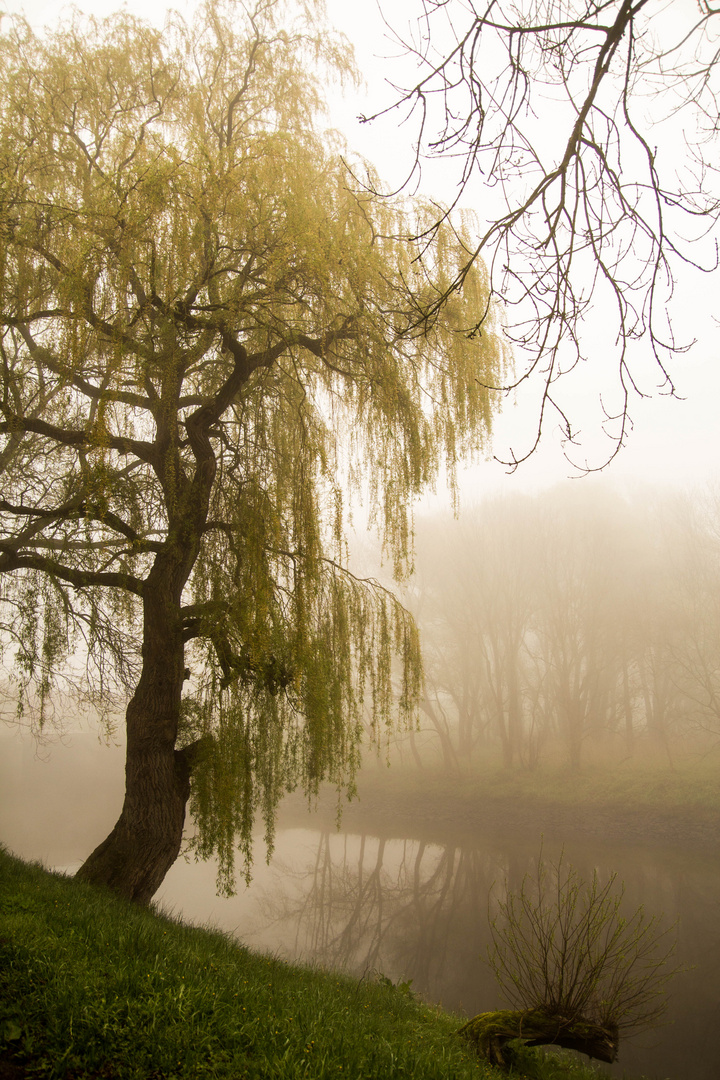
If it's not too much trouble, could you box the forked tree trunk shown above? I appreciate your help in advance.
[76,568,202,904]
[75,366,222,904]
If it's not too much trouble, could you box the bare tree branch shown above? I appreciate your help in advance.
[365,0,720,468]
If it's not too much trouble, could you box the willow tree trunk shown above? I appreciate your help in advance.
[76,554,202,904]
[74,375,224,903]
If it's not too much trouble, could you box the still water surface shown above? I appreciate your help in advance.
[157,826,720,1080]
[4,732,715,1078]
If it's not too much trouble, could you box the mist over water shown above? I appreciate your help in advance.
[5,482,720,1080]
[152,821,717,1080]
[0,723,125,868]
[3,725,719,1080]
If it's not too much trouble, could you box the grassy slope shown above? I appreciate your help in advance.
[0,847,618,1080]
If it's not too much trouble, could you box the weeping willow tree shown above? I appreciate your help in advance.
[0,0,504,903]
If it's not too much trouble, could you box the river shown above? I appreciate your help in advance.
[156,818,720,1080]
[2,732,717,1079]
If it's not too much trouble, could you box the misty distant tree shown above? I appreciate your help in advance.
[402,535,486,772]
[531,493,623,769]
[415,503,539,769]
[367,1,720,467]
[660,491,720,742]
[0,0,504,902]
[410,487,674,771]
[609,488,720,749]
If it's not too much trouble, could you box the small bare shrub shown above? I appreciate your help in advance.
[487,849,679,1036]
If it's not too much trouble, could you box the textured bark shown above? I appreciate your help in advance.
[75,526,207,902]
[74,740,191,905]
[459,1008,619,1069]
[76,732,211,904]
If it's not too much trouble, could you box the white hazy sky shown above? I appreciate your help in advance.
[4,0,719,500]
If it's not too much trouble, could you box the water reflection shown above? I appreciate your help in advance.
[254,833,497,1001]
[159,827,720,1080]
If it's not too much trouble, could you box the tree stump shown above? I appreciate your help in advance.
[459,1008,619,1068]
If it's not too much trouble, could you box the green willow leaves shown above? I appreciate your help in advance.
[0,0,505,893]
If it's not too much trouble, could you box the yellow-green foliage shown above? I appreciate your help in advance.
[0,0,505,892]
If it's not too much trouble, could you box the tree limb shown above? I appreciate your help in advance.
[0,548,145,595]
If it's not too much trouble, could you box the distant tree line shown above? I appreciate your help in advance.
[407,485,720,771]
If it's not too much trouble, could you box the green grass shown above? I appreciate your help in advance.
[0,846,631,1080]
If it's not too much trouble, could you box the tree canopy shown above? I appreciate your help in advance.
[0,0,504,899]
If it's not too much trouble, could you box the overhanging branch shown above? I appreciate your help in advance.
[0,415,157,465]
[0,548,145,595]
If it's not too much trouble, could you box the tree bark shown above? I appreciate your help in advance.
[74,737,191,905]
[76,548,203,903]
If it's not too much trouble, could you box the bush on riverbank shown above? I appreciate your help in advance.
[0,846,631,1079]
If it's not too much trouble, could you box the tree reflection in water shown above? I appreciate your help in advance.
[254,830,543,1014]
[242,828,720,1080]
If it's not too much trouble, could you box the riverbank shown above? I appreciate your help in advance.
[1,846,617,1080]
[280,756,720,851]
